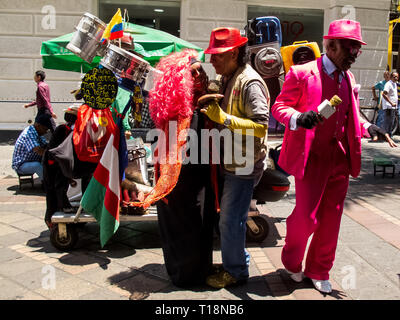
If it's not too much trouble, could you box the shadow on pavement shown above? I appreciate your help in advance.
[6,180,45,196]
[107,264,275,300]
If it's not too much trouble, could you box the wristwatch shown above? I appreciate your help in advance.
[223,115,232,127]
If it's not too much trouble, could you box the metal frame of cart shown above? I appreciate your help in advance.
[50,206,269,251]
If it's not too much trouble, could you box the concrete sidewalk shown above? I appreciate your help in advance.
[0,137,399,300]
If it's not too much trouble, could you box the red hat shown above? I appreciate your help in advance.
[323,19,366,45]
[205,27,248,54]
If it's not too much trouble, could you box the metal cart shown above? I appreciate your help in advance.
[50,205,269,251]
[50,206,158,251]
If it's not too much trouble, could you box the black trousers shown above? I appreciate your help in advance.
[383,108,396,136]
[43,162,71,222]
[156,163,216,287]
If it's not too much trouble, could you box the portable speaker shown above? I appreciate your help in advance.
[280,41,321,74]
[246,17,283,79]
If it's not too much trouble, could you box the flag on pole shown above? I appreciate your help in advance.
[80,100,129,247]
[101,8,124,43]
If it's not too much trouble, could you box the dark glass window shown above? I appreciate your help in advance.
[99,0,181,37]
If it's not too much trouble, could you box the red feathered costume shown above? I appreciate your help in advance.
[132,49,218,287]
[131,50,202,208]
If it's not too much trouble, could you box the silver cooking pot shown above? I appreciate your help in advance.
[66,12,107,63]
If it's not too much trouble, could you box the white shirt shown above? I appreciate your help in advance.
[382,80,398,110]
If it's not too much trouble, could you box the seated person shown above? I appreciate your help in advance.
[367,123,397,147]
[11,113,52,181]
[43,106,79,228]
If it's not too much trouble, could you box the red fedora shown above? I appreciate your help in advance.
[205,27,248,54]
[323,19,366,45]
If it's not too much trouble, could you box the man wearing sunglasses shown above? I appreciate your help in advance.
[271,19,396,294]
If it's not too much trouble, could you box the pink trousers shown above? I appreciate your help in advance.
[282,144,350,280]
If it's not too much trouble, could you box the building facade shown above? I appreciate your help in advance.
[0,0,391,129]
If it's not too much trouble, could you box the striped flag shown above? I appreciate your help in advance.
[80,103,129,247]
[101,8,124,44]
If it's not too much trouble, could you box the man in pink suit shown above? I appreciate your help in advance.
[271,19,395,294]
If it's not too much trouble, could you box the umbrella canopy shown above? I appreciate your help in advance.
[41,22,205,73]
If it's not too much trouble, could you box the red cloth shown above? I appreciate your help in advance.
[73,104,116,163]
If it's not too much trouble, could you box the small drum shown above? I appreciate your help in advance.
[66,13,107,63]
[100,44,150,83]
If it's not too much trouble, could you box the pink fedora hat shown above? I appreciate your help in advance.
[323,19,367,45]
[205,27,248,54]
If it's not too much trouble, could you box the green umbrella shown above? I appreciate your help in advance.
[41,22,205,72]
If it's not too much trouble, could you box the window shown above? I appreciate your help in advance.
[99,0,181,37]
[247,6,324,48]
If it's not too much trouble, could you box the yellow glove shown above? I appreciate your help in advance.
[229,115,268,138]
[200,100,227,125]
[199,96,268,138]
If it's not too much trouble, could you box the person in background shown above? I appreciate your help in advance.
[382,71,399,137]
[367,123,397,147]
[271,19,396,294]
[24,70,57,132]
[371,70,389,127]
[12,113,52,181]
[43,106,79,228]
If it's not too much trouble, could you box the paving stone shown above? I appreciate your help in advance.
[78,287,128,300]
[0,212,32,224]
[19,292,47,300]
[35,277,101,300]
[12,266,72,291]
[332,241,400,300]
[147,289,209,300]
[0,246,23,263]
[0,230,38,247]
[0,256,45,277]
[0,278,31,300]
[0,223,19,236]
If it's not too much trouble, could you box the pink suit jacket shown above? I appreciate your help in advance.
[271,57,366,180]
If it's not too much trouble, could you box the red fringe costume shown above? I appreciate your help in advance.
[130,50,196,209]
[132,49,217,287]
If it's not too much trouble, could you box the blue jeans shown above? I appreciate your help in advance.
[16,161,43,180]
[376,109,384,127]
[219,173,255,280]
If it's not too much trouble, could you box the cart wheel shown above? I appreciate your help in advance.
[50,224,78,251]
[246,216,269,243]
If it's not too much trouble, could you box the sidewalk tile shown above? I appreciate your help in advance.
[35,277,99,300]
[0,278,30,300]
[0,256,45,277]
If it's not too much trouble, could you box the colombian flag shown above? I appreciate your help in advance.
[101,8,124,43]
